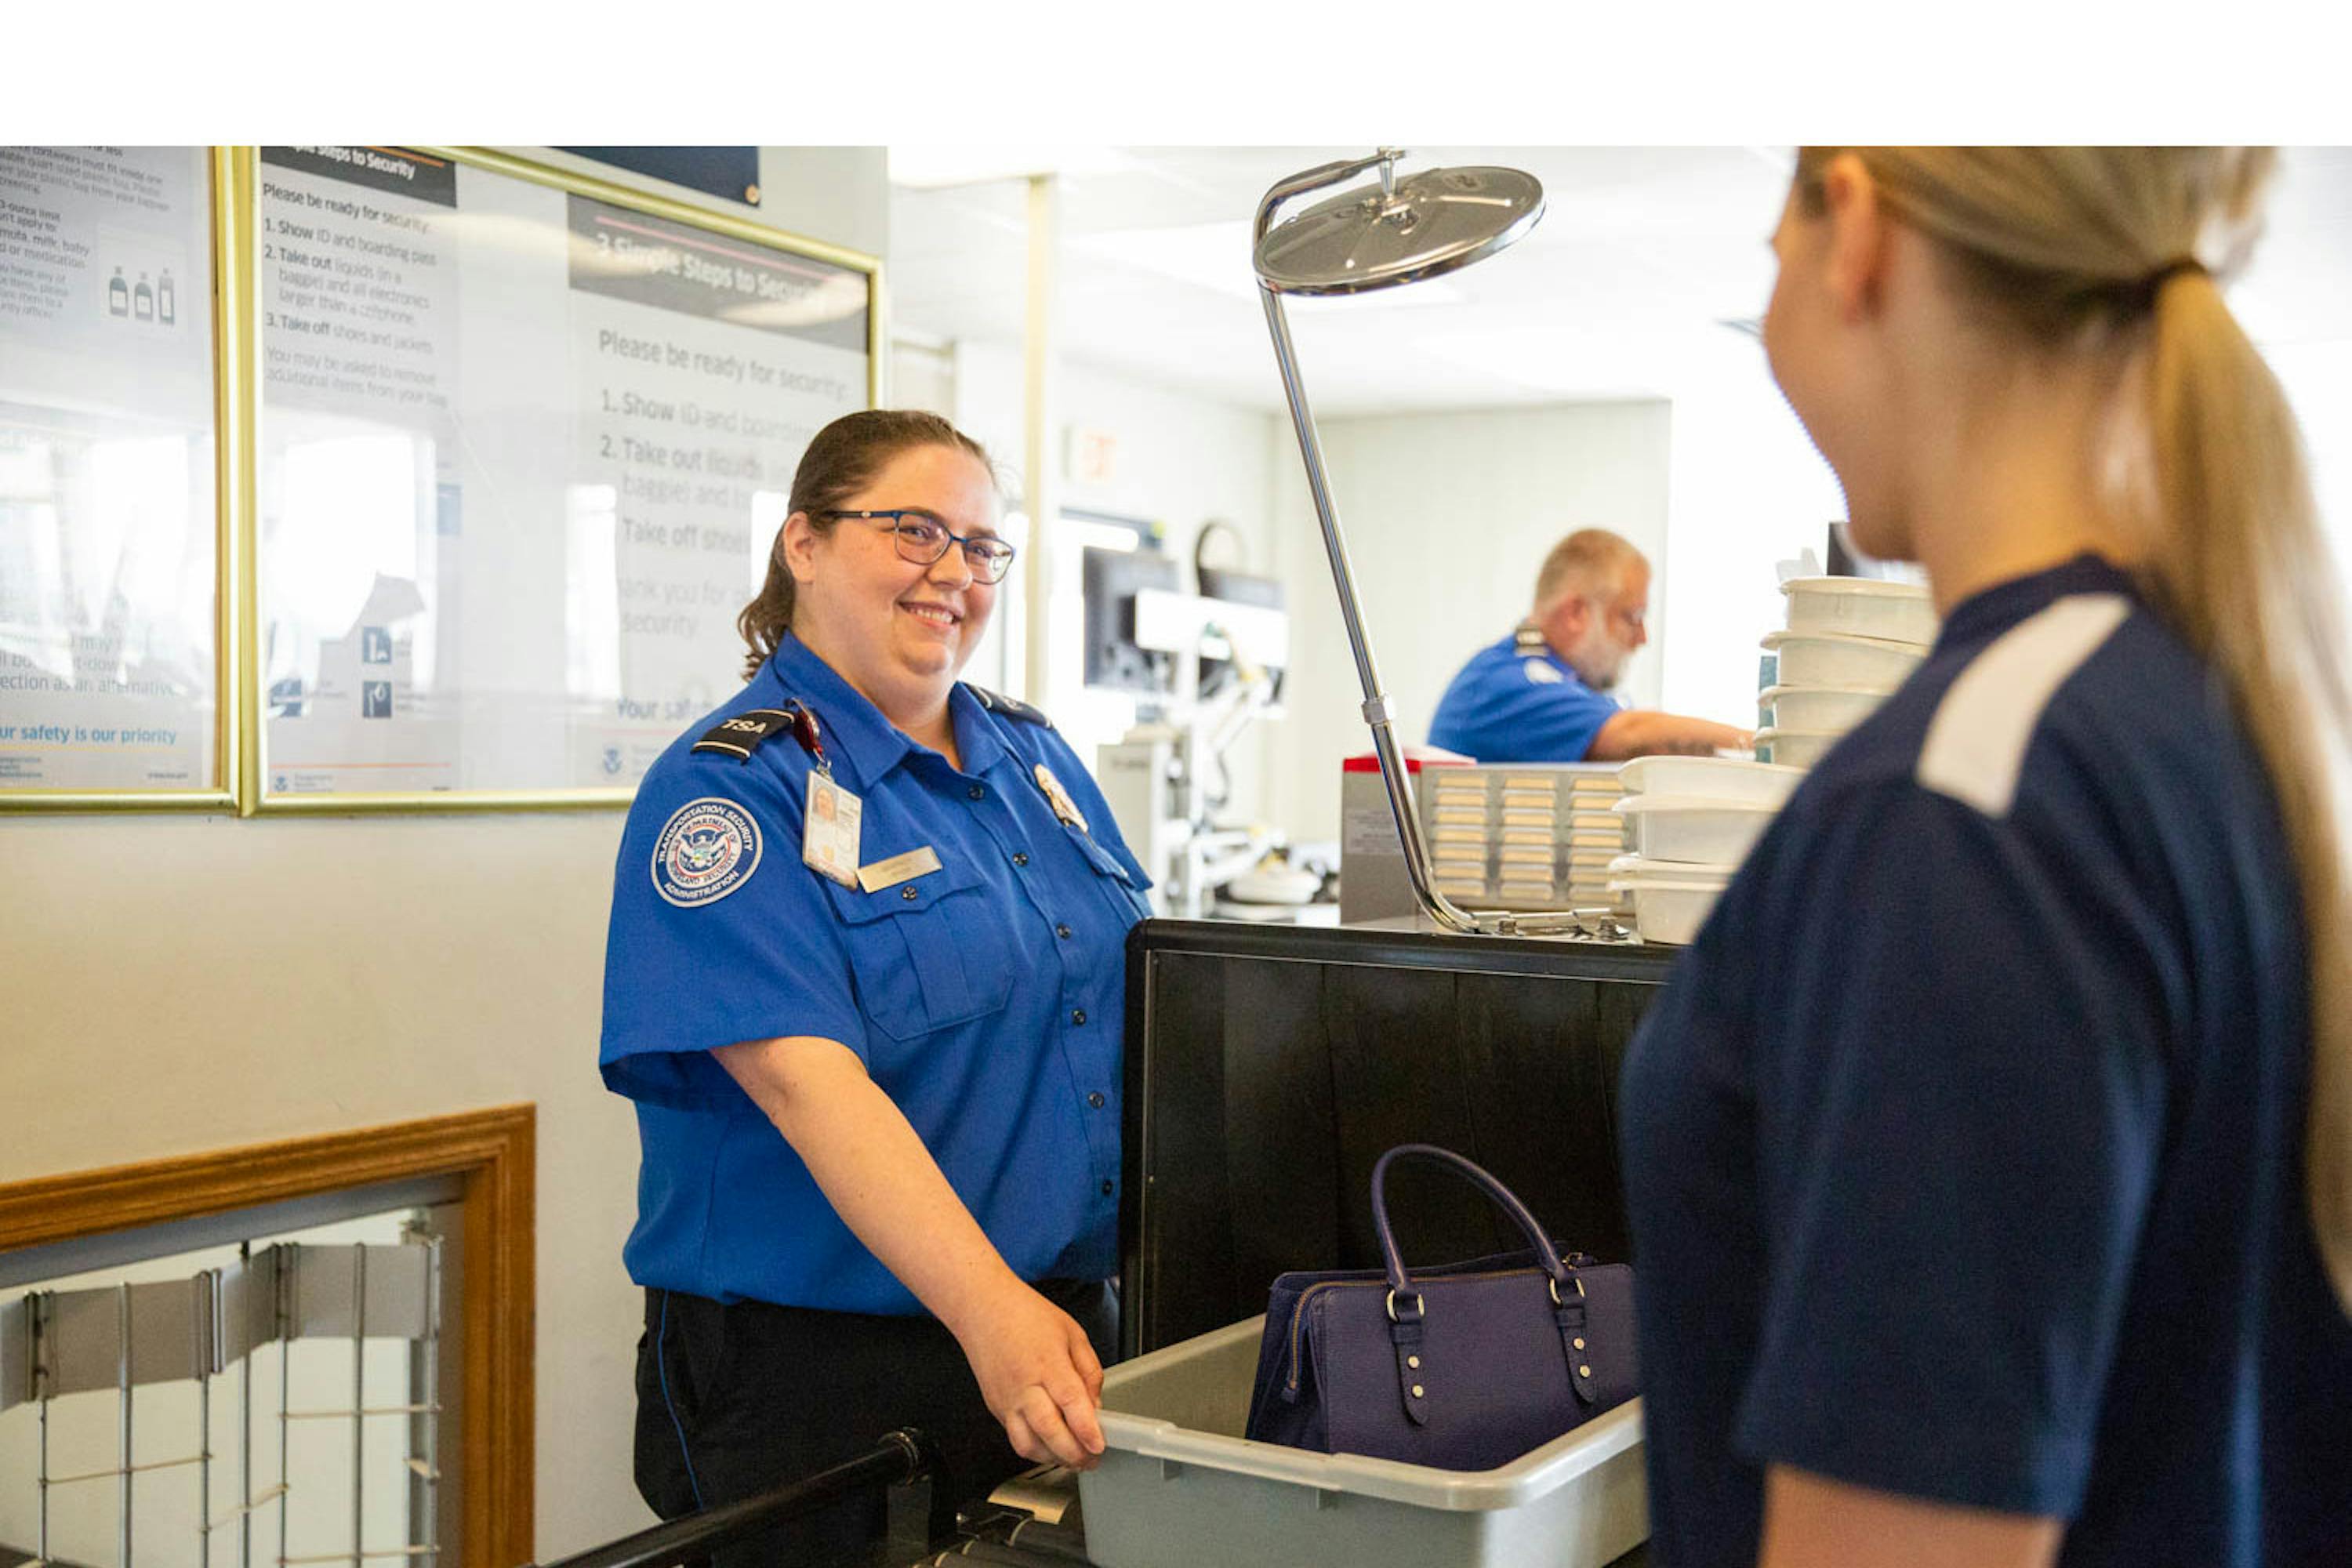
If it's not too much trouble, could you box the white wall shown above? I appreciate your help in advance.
[0,146,887,1563]
[1655,343,1849,725]
[2272,340,2352,579]
[1263,401,1677,844]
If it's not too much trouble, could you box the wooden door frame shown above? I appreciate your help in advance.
[0,1105,535,1566]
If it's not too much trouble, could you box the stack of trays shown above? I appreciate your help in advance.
[1757,577,1935,768]
[1566,771,1628,910]
[1607,755,1805,943]
[1425,769,1494,904]
[1414,763,1623,910]
[1494,771,1568,906]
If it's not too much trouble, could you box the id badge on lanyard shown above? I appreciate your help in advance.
[779,702,862,887]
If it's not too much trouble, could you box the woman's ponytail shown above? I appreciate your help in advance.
[2142,264,2352,1308]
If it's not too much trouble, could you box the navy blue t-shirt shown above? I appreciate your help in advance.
[1428,625,1620,762]
[1619,556,2352,1565]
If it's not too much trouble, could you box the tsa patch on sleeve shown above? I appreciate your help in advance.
[1523,660,1564,684]
[651,797,764,908]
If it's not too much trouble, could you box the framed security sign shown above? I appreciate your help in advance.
[0,147,242,809]
[247,146,880,811]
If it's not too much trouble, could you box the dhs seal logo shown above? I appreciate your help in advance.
[652,797,762,909]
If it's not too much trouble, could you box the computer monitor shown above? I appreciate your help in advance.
[1082,545,1182,695]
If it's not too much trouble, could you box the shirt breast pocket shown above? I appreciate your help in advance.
[1065,826,1154,924]
[827,857,1015,1042]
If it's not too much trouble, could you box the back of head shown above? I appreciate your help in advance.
[1534,528,1643,615]
[738,409,994,678]
[1801,147,2352,1310]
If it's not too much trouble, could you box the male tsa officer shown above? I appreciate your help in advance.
[1427,528,1753,763]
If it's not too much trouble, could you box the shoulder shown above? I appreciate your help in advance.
[1446,632,1556,693]
[615,706,830,927]
[964,682,1090,779]
[1878,594,2260,906]
[1908,590,2157,820]
[1722,599,2200,963]
[626,690,812,843]
[963,683,1054,730]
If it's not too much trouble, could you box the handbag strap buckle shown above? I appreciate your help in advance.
[1548,1274,1584,1307]
[1385,1288,1425,1325]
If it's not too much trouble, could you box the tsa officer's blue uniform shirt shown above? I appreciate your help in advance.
[1426,624,1620,761]
[1618,557,2352,1567]
[600,633,1153,1316]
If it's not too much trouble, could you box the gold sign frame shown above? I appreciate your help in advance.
[243,146,887,815]
[0,147,249,813]
[2,145,885,815]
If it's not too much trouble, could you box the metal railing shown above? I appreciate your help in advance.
[519,1430,947,1568]
[2,1235,445,1566]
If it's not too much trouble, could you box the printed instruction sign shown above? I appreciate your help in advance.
[255,147,870,800]
[0,147,218,794]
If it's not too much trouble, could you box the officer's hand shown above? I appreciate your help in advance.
[953,1281,1107,1471]
[1679,721,1755,757]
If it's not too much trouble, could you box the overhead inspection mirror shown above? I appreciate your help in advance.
[1254,150,1594,939]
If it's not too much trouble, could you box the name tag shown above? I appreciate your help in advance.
[856,845,943,894]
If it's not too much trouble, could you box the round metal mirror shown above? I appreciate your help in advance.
[1254,164,1545,295]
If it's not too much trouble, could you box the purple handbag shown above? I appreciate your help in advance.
[1242,1143,1636,1472]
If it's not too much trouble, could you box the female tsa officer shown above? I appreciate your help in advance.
[599,409,1153,1563]
[1620,149,2352,1567]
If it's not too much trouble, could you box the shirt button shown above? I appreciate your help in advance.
[1101,1180,1115,1196]
[1012,852,1029,867]
[1071,1009,1087,1025]
[902,887,919,901]
[968,783,985,801]
[1056,923,1073,939]
[1087,1092,1105,1109]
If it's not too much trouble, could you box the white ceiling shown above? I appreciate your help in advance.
[887,146,2352,418]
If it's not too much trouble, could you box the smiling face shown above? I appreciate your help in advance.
[782,442,1001,731]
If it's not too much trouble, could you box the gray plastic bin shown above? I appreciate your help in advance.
[1080,1317,1648,1568]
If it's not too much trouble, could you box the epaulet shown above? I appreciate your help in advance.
[691,708,800,762]
[967,685,1054,729]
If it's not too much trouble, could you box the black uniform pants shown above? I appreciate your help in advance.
[633,1281,1118,1568]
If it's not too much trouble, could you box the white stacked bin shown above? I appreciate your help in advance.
[1756,577,1936,769]
[1608,756,1805,944]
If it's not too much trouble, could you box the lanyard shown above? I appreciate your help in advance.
[776,700,831,776]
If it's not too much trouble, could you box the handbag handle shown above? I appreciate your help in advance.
[1370,1144,1571,1315]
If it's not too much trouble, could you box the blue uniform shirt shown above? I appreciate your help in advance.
[1426,624,1620,761]
[600,633,1153,1315]
[1619,556,2352,1566]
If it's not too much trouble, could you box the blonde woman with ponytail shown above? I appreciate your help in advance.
[1617,149,2352,1568]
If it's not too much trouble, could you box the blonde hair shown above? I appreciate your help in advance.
[1533,528,1645,615]
[1798,147,2352,1311]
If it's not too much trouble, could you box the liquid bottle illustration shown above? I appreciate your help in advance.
[157,268,175,325]
[133,271,154,321]
[108,267,129,317]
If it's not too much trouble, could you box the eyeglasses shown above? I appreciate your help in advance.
[1584,594,1646,636]
[818,509,1017,585]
